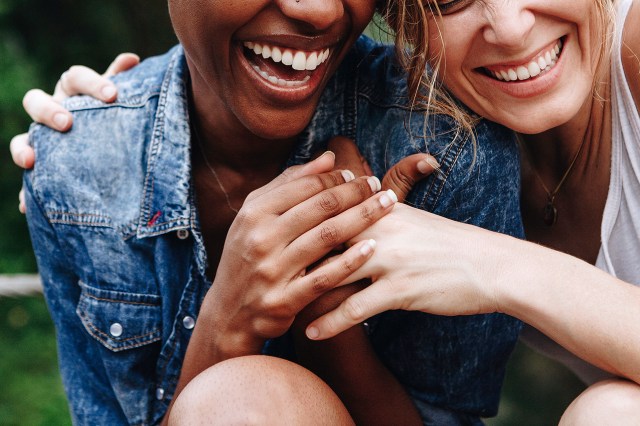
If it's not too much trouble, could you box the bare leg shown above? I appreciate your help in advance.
[168,355,355,426]
[560,379,640,426]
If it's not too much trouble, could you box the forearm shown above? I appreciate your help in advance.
[161,297,265,425]
[495,235,640,383]
[292,286,422,426]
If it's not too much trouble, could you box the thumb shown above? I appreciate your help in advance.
[381,154,440,203]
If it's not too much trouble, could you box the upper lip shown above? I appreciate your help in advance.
[479,37,564,71]
[237,33,342,52]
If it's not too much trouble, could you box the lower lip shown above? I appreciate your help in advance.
[477,41,566,99]
[235,44,332,105]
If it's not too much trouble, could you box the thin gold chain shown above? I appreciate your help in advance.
[192,123,240,214]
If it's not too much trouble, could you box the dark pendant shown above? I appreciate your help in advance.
[543,201,558,226]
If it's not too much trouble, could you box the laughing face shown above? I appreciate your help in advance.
[426,0,605,134]
[169,0,375,141]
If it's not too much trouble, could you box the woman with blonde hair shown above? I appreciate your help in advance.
[306,0,640,422]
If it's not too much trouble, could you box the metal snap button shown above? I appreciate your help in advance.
[182,316,195,330]
[109,323,123,337]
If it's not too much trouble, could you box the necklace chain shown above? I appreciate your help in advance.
[521,135,587,227]
[192,123,240,214]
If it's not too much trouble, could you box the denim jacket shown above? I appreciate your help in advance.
[26,36,523,426]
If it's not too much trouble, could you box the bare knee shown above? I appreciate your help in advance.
[560,379,640,426]
[168,355,354,426]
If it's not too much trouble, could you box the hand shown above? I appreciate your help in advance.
[327,136,440,202]
[305,203,502,339]
[11,53,139,212]
[289,136,441,334]
[199,152,400,357]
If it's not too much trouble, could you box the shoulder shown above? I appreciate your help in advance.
[27,45,185,226]
[622,0,640,110]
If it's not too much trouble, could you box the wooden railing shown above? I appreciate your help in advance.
[0,274,42,297]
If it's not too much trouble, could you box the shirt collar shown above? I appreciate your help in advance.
[135,46,331,238]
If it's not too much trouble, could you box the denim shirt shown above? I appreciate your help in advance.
[26,36,523,426]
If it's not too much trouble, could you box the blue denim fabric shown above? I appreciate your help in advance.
[26,36,523,426]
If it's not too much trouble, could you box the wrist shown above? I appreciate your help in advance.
[199,297,266,359]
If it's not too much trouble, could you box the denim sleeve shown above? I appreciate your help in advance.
[24,172,130,425]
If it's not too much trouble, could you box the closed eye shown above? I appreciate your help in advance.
[429,0,473,15]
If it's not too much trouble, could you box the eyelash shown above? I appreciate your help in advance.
[433,0,471,15]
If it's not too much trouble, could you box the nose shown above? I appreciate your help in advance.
[481,2,535,49]
[275,0,345,31]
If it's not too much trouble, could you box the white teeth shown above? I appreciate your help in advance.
[537,56,547,70]
[282,50,293,66]
[261,45,271,59]
[271,47,282,63]
[516,66,530,80]
[528,61,541,77]
[487,40,563,82]
[242,41,331,74]
[305,52,318,71]
[292,51,306,71]
[251,64,312,88]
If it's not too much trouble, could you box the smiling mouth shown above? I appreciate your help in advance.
[242,41,332,88]
[482,38,564,82]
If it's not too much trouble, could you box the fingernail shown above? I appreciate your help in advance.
[53,113,69,130]
[306,326,320,340]
[367,176,381,192]
[418,156,440,173]
[379,189,398,208]
[341,170,355,183]
[360,239,376,256]
[320,150,335,160]
[101,85,117,100]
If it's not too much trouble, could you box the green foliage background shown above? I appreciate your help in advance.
[0,1,584,424]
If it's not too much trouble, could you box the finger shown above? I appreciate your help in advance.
[56,65,117,103]
[381,154,440,203]
[19,188,26,214]
[10,133,35,169]
[245,151,336,202]
[276,175,381,240]
[104,53,140,77]
[23,89,72,131]
[327,136,371,177]
[286,189,398,269]
[289,239,377,311]
[306,278,398,339]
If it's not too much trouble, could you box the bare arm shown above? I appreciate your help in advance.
[306,205,640,385]
[162,152,399,424]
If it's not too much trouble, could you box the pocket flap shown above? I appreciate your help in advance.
[76,281,162,352]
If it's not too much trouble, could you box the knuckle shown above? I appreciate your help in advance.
[354,178,371,198]
[246,233,270,256]
[319,224,340,246]
[343,297,367,323]
[317,192,341,214]
[299,174,323,195]
[358,204,377,225]
[341,256,357,275]
[389,166,414,190]
[311,274,332,294]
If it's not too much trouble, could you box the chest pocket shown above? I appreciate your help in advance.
[76,281,162,351]
[76,281,163,424]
